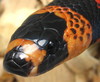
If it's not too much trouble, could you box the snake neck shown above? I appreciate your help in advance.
[50,0,100,44]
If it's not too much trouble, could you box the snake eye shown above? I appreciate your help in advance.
[47,40,59,54]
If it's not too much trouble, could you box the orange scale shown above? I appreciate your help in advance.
[67,21,72,28]
[81,17,89,24]
[74,14,80,19]
[65,14,72,20]
[71,19,79,25]
[6,39,34,54]
[80,21,85,27]
[33,10,48,15]
[54,11,67,19]
[25,49,46,66]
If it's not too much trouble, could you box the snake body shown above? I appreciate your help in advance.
[3,0,100,76]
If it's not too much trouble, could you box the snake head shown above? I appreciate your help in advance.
[3,28,68,76]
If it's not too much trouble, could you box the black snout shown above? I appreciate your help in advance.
[3,47,33,76]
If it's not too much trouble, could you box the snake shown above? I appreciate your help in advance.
[3,0,100,77]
